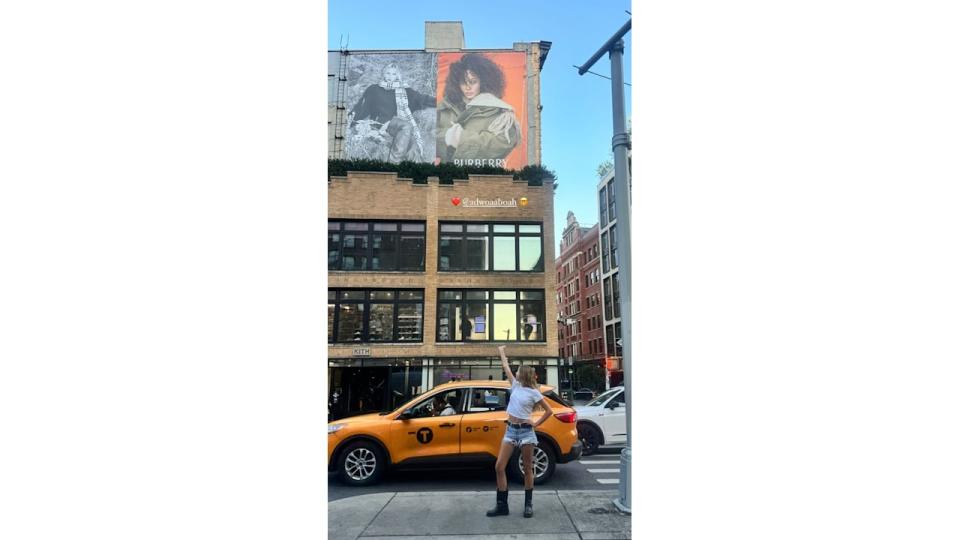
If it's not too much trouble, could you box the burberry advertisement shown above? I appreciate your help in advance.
[337,51,529,168]
[436,51,528,169]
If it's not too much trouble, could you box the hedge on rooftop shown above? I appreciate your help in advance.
[328,159,558,189]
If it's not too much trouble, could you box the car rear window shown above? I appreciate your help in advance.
[543,390,572,408]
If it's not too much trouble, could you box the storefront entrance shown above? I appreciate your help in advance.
[328,361,424,421]
[328,366,389,420]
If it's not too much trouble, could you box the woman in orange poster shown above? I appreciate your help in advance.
[437,53,521,167]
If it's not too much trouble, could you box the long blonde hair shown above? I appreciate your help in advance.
[516,366,537,388]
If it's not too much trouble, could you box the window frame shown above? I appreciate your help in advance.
[610,225,619,270]
[405,388,466,418]
[599,186,608,227]
[436,288,547,343]
[437,221,545,273]
[612,272,621,318]
[463,386,511,414]
[606,324,616,356]
[328,288,425,343]
[601,231,611,273]
[603,277,613,320]
[607,181,616,223]
[328,219,426,272]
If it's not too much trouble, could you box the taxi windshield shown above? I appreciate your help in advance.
[585,388,621,407]
[388,391,430,414]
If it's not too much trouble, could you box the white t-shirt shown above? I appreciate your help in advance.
[439,405,456,416]
[506,379,544,421]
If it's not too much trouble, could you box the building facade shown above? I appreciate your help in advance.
[328,171,559,419]
[326,22,555,419]
[597,168,624,387]
[555,212,605,391]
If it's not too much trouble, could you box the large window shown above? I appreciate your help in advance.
[607,181,616,223]
[437,289,546,342]
[603,277,613,320]
[609,225,618,270]
[328,221,425,271]
[439,222,544,272]
[605,323,623,357]
[601,232,610,273]
[599,186,608,227]
[328,289,424,343]
[612,273,621,318]
[614,322,622,355]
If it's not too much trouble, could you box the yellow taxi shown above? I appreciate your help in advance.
[328,380,582,486]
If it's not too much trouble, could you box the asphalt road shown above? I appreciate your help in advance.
[328,446,625,502]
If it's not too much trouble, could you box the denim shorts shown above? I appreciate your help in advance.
[503,423,538,446]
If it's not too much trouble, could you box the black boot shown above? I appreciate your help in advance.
[524,489,533,518]
[486,490,509,517]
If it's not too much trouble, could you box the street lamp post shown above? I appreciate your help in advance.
[578,18,632,514]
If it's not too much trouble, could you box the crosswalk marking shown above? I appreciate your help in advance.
[578,456,624,485]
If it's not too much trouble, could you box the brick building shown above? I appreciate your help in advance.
[556,212,606,391]
[326,22,556,419]
[328,172,559,419]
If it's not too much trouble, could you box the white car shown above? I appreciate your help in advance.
[574,386,626,455]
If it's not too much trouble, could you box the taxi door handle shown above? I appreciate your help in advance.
[439,423,456,428]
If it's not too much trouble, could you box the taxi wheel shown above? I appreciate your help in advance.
[337,441,385,486]
[577,422,602,456]
[508,441,556,485]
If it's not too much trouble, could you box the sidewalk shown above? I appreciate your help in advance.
[329,490,631,540]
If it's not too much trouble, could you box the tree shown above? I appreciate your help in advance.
[596,158,613,179]
[595,118,631,180]
[575,362,605,393]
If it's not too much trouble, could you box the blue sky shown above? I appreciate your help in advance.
[328,0,632,250]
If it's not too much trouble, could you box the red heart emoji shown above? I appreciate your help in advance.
[451,197,461,206]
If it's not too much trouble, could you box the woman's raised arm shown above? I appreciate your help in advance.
[498,345,514,384]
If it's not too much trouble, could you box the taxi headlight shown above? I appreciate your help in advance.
[328,423,346,434]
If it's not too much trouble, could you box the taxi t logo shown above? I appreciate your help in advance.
[416,427,434,444]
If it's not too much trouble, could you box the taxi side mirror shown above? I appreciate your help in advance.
[397,410,413,420]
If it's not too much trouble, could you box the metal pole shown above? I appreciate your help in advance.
[579,22,632,514]
[577,19,632,75]
[609,38,632,515]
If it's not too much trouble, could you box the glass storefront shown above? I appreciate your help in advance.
[328,357,561,420]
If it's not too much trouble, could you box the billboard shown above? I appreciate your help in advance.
[344,53,439,162]
[437,51,527,169]
[338,51,528,168]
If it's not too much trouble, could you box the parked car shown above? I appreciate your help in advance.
[574,386,626,456]
[572,388,597,405]
[328,380,583,486]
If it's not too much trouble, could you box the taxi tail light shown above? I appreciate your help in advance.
[554,411,577,423]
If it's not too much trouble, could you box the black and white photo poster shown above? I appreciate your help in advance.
[343,53,438,163]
